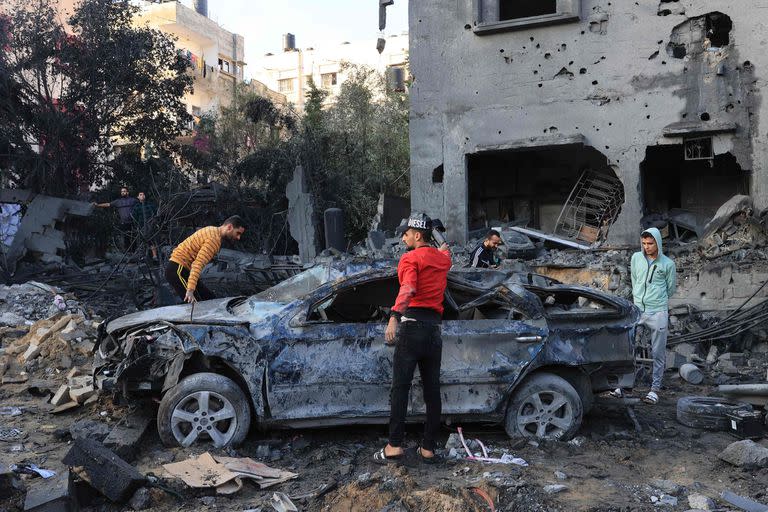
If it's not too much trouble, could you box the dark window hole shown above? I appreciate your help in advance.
[432,165,444,183]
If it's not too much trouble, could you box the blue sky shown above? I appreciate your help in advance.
[180,0,409,79]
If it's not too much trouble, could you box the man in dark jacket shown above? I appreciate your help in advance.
[132,192,158,260]
[93,186,137,251]
[468,229,503,268]
[374,213,451,465]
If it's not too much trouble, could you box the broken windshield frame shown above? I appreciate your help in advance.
[254,264,340,303]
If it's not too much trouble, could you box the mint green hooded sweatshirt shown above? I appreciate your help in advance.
[630,227,676,313]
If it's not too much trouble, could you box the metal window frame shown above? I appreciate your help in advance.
[472,0,580,34]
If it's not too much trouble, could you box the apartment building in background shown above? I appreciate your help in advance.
[134,0,245,120]
[250,33,409,111]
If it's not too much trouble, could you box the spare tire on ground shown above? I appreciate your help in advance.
[676,396,752,431]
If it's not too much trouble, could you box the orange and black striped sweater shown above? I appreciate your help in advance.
[170,226,221,291]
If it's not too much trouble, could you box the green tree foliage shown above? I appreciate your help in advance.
[0,0,192,196]
[181,64,409,252]
[301,64,410,243]
[182,84,296,186]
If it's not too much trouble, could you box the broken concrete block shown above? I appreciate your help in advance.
[687,493,715,510]
[67,375,92,388]
[51,401,80,415]
[103,411,153,461]
[66,367,80,380]
[2,373,28,384]
[69,384,95,404]
[23,469,77,512]
[21,344,41,363]
[62,438,145,502]
[665,351,687,370]
[50,385,70,406]
[672,342,698,361]
[718,439,768,468]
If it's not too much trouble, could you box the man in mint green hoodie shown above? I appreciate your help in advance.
[631,227,676,404]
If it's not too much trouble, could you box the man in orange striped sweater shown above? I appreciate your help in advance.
[165,216,246,303]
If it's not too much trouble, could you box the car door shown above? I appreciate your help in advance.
[410,284,548,417]
[266,275,397,421]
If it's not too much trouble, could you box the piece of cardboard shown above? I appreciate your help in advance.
[162,452,239,488]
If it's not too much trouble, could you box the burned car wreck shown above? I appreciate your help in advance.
[95,260,639,448]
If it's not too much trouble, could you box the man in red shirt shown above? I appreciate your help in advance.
[374,213,451,465]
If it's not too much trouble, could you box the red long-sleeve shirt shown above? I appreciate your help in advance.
[392,246,452,316]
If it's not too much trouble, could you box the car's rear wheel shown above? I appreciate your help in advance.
[158,372,251,448]
[504,373,583,441]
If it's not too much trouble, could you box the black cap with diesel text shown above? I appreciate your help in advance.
[395,212,433,236]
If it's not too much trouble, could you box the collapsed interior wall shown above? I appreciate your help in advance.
[467,145,623,234]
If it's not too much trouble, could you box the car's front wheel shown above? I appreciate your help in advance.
[157,372,251,448]
[504,373,583,441]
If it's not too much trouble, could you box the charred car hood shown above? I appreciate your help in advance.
[105,297,287,334]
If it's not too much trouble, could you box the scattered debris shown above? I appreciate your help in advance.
[543,484,568,495]
[650,494,678,506]
[62,437,146,502]
[456,427,528,466]
[22,469,76,512]
[0,427,26,442]
[103,410,153,461]
[0,189,94,274]
[10,463,56,479]
[271,491,299,512]
[687,493,716,510]
[162,452,297,495]
[720,490,768,512]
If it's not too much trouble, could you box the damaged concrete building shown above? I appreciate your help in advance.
[407,0,767,245]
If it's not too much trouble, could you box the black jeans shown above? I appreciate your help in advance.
[388,320,442,451]
[164,261,215,302]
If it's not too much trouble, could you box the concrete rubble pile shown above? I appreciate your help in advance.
[0,282,99,405]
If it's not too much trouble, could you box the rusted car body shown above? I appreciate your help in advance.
[95,260,639,447]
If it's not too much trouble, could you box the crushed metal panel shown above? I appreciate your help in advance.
[509,226,591,250]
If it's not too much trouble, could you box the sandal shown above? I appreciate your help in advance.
[600,388,623,399]
[643,391,659,404]
[373,447,404,465]
[416,446,443,465]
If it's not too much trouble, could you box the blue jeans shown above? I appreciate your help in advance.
[388,321,442,451]
[638,310,668,391]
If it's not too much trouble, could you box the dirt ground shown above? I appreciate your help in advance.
[2,374,766,511]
